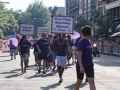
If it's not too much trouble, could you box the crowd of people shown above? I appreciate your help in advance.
[7,25,96,90]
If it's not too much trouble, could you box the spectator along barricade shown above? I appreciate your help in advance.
[98,37,120,56]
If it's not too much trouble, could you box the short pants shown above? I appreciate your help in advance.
[38,53,47,60]
[52,51,56,59]
[33,52,39,56]
[20,53,28,61]
[56,56,67,68]
[76,65,94,80]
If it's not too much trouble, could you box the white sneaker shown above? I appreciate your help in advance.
[59,77,63,83]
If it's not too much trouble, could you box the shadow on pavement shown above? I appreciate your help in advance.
[27,72,56,79]
[0,59,12,62]
[5,73,23,78]
[0,55,10,57]
[64,82,87,90]
[40,82,60,90]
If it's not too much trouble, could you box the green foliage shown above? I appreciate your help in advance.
[26,0,51,37]
[0,2,18,37]
[91,10,114,36]
[48,6,58,15]
[74,16,90,33]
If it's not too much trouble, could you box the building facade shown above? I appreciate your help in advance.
[56,7,66,16]
[65,0,79,22]
[65,0,97,21]
[100,0,120,25]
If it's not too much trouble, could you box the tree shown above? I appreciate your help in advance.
[91,10,114,36]
[0,2,18,37]
[74,16,89,32]
[26,0,51,37]
[48,6,58,15]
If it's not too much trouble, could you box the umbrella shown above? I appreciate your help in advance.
[115,24,120,32]
[8,37,18,47]
[70,31,80,39]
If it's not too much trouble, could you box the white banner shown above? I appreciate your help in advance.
[20,23,34,35]
[37,27,50,36]
[1,40,10,53]
[51,16,74,34]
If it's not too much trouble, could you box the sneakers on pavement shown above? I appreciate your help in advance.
[59,77,63,83]
[38,69,41,74]
[43,71,46,74]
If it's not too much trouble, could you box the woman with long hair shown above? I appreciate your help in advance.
[18,35,31,73]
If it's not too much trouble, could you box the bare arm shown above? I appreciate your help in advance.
[28,46,30,56]
[37,45,41,52]
[78,50,84,73]
[48,46,51,53]
[75,46,78,59]
[18,46,21,55]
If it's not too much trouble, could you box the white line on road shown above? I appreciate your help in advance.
[95,75,101,78]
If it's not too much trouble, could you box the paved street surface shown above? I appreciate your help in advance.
[0,50,120,90]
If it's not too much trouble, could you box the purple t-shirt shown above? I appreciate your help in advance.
[37,39,49,54]
[33,43,38,52]
[54,38,68,56]
[76,38,93,68]
[75,37,82,47]
[18,41,31,55]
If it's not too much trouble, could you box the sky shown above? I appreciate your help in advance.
[4,0,65,11]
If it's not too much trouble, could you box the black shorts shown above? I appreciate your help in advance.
[76,65,94,80]
[38,53,47,60]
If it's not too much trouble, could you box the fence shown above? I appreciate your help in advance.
[98,45,120,56]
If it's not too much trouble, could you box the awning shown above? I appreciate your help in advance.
[110,32,120,37]
[115,24,120,32]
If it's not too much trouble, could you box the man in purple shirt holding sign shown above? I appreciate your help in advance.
[74,25,96,90]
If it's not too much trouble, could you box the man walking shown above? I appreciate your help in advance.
[54,34,69,83]
[37,33,51,74]
[74,25,96,90]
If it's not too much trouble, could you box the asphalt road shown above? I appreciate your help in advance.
[0,50,120,90]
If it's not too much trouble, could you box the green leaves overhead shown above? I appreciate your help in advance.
[0,2,18,37]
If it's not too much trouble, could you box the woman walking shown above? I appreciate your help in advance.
[18,35,31,73]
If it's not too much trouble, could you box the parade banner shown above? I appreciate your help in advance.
[1,40,10,53]
[37,27,50,36]
[20,23,35,35]
[51,16,74,34]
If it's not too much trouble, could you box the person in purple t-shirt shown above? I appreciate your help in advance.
[18,35,31,73]
[74,25,96,90]
[54,34,69,83]
[37,32,51,74]
[32,39,39,65]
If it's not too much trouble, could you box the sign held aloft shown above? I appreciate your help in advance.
[20,23,35,35]
[51,16,74,34]
[37,27,50,36]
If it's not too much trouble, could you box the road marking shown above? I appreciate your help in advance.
[95,75,101,78]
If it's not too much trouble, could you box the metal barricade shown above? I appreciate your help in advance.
[98,45,101,53]
[101,45,104,53]
[104,45,107,54]
[117,45,120,56]
[113,46,118,55]
[106,45,110,54]
[109,46,113,55]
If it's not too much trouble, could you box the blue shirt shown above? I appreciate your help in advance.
[76,38,93,68]
[18,41,31,55]
[75,37,82,47]
[37,39,49,54]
